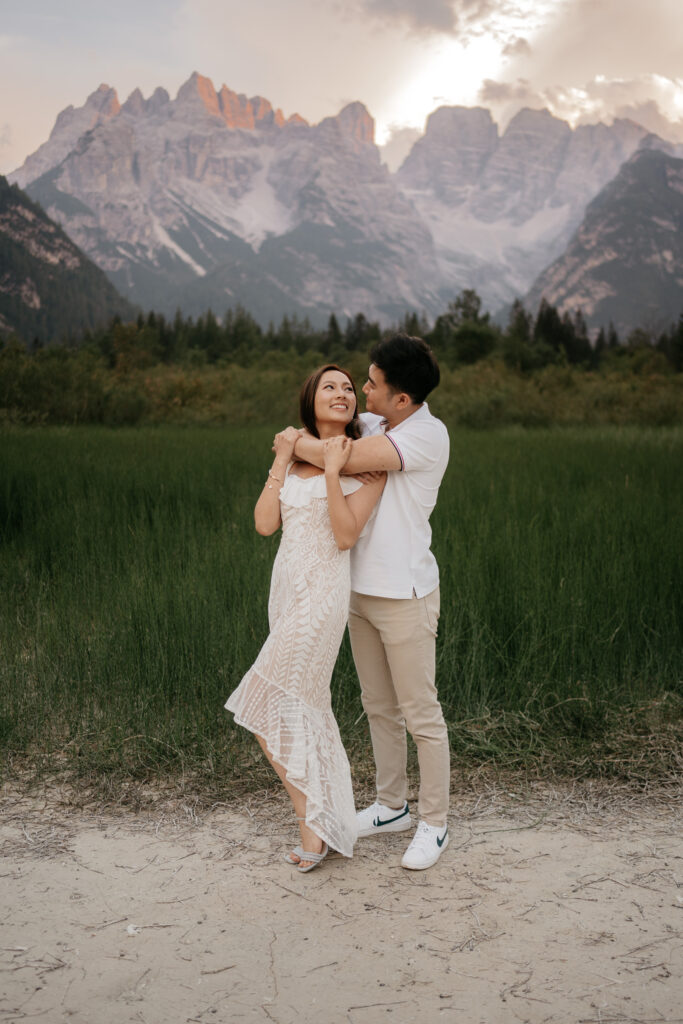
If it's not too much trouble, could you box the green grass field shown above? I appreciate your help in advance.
[1,425,681,792]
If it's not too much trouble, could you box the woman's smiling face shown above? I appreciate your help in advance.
[314,369,357,429]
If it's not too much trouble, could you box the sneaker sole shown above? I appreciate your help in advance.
[357,817,413,838]
[401,832,449,870]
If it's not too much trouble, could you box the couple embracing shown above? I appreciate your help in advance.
[225,334,450,873]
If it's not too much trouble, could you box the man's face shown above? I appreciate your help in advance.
[362,364,397,418]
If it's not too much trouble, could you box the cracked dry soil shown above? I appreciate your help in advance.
[1,782,682,1024]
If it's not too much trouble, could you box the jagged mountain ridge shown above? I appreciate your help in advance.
[10,79,307,192]
[8,73,680,328]
[524,148,683,334]
[12,73,441,323]
[395,106,665,311]
[0,176,135,343]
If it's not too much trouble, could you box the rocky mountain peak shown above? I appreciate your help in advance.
[334,103,375,145]
[216,85,253,129]
[397,105,498,198]
[121,88,146,117]
[9,73,312,190]
[172,75,297,130]
[175,72,222,118]
[470,106,572,223]
[248,95,285,127]
[612,116,650,134]
[85,83,121,117]
[9,77,680,334]
[10,83,121,188]
[504,106,568,134]
[147,87,170,114]
[52,83,120,136]
[426,105,497,140]
[638,132,677,155]
[525,147,683,333]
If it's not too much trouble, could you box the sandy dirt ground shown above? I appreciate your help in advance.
[1,780,682,1024]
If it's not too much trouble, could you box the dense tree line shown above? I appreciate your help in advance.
[7,288,680,375]
[1,290,682,427]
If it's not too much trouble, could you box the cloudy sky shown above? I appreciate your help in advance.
[2,0,682,173]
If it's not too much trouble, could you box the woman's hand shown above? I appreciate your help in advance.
[273,426,301,460]
[323,435,352,475]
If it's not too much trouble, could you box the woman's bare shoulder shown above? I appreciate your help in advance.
[288,460,324,480]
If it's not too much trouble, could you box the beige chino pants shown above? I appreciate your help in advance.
[348,587,450,827]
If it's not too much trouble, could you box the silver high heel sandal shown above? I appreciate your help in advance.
[283,816,308,865]
[295,843,329,873]
[284,818,329,872]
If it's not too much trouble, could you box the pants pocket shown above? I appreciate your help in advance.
[420,587,440,637]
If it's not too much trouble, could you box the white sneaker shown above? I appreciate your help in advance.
[401,821,449,870]
[356,801,412,838]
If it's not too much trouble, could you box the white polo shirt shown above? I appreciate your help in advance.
[350,403,449,599]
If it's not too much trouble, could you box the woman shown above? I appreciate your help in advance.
[225,365,385,871]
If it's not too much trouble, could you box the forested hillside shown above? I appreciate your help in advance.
[0,176,135,343]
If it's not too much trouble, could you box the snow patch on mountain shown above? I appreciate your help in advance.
[8,75,681,326]
[151,215,206,276]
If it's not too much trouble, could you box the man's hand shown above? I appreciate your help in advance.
[353,470,386,485]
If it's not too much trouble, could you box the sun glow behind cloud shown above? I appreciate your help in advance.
[375,34,504,142]
[484,0,683,137]
[3,0,683,173]
[373,0,565,148]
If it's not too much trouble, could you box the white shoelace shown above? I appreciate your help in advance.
[410,822,438,849]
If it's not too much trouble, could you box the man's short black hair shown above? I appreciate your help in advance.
[369,333,440,404]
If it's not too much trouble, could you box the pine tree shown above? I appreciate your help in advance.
[593,326,607,368]
[427,289,494,366]
[502,299,536,371]
[325,313,342,355]
[534,299,564,353]
[507,299,532,343]
[345,313,370,351]
[448,289,488,326]
[399,311,422,336]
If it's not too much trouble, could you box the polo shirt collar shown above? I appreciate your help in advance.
[382,402,429,433]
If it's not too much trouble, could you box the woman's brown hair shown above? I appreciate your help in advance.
[299,364,362,440]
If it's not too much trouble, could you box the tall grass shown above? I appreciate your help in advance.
[1,425,681,790]
[434,428,682,772]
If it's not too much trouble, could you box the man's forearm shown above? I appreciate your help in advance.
[293,433,326,469]
[293,433,401,473]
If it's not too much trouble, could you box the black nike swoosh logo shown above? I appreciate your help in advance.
[373,806,408,827]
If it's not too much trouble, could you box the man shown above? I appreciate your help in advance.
[292,333,450,870]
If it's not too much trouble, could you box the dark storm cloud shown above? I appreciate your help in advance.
[502,36,531,58]
[361,0,457,32]
[359,0,506,35]
[478,77,536,103]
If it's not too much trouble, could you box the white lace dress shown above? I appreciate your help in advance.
[225,470,362,858]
